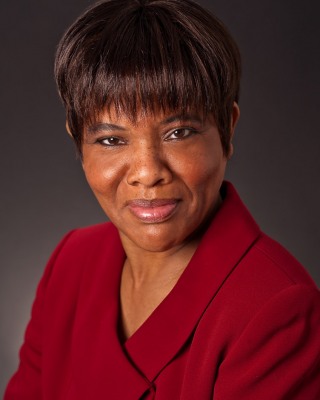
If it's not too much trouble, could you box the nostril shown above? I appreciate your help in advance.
[126,155,172,187]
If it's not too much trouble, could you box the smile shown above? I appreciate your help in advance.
[127,199,179,223]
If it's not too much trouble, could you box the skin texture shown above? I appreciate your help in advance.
[80,105,240,337]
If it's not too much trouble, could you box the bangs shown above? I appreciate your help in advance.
[55,0,241,152]
[89,13,214,122]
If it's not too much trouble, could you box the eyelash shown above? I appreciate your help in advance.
[164,127,198,141]
[97,136,126,147]
[96,127,198,147]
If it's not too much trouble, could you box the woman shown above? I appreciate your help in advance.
[5,0,320,399]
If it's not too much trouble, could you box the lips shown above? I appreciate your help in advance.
[127,199,179,223]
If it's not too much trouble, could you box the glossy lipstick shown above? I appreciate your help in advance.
[127,199,178,223]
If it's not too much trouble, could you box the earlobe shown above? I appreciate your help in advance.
[227,142,234,160]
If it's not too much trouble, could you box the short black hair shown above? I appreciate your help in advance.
[54,0,241,154]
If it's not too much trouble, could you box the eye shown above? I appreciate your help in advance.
[98,136,126,146]
[164,128,197,141]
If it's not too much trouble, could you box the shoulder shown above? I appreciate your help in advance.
[203,227,320,345]
[199,232,320,397]
[52,221,119,260]
[206,229,320,326]
[38,222,122,292]
[248,233,318,288]
[61,221,117,247]
[220,231,320,317]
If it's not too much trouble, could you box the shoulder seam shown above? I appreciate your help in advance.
[254,240,299,285]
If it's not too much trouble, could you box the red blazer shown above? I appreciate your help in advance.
[5,182,320,399]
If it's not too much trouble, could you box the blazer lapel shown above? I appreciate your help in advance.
[70,224,151,399]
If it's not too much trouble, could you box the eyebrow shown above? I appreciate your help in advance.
[86,113,204,134]
[87,123,126,134]
[160,114,203,125]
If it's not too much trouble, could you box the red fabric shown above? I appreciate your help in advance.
[5,182,320,399]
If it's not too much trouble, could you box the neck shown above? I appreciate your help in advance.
[121,237,200,287]
[119,237,200,340]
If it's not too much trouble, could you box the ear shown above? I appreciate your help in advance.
[227,102,240,159]
[66,121,73,137]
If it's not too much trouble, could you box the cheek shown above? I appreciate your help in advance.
[82,157,121,198]
[175,150,226,190]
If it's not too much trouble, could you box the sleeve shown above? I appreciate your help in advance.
[4,231,75,400]
[214,284,320,400]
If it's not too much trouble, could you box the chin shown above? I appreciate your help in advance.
[120,225,187,253]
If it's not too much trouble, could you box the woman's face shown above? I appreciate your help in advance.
[81,106,238,253]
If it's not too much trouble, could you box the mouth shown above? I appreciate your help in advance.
[127,198,179,223]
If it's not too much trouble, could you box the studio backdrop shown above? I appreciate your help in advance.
[1,0,319,395]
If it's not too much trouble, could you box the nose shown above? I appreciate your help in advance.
[126,145,172,187]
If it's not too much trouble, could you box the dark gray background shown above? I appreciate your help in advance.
[1,0,319,394]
